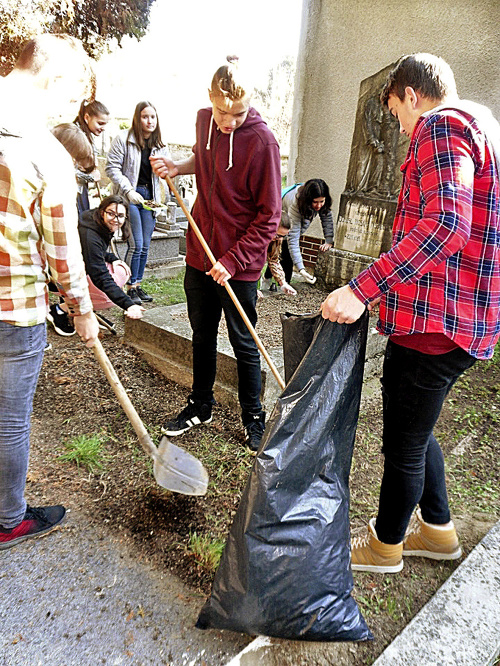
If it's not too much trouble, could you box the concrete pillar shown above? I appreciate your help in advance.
[289,0,500,246]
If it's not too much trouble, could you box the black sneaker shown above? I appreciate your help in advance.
[136,286,153,303]
[0,505,66,550]
[127,288,142,305]
[161,398,213,436]
[269,282,278,292]
[244,412,266,451]
[47,303,76,336]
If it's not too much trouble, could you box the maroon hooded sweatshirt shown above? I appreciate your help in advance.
[187,107,282,281]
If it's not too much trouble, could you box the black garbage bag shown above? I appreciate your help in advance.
[196,311,372,641]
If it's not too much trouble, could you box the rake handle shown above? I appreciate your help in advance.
[165,174,286,391]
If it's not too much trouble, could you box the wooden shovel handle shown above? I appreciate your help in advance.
[165,175,286,391]
[92,338,158,460]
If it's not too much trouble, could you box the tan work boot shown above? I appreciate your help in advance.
[403,509,462,560]
[351,518,403,573]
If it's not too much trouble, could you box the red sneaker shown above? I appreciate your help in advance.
[0,505,66,550]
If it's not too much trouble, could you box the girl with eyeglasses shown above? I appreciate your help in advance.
[78,195,145,319]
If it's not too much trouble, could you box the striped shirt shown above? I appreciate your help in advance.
[350,107,500,360]
[0,128,93,326]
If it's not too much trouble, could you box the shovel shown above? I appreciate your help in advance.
[92,338,209,495]
[164,174,286,391]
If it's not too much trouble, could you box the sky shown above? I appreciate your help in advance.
[94,0,303,144]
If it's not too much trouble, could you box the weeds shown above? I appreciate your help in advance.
[187,531,225,572]
[195,433,253,493]
[59,433,108,473]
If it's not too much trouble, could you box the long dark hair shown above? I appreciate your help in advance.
[129,101,164,150]
[296,179,332,219]
[95,194,131,242]
[74,100,110,143]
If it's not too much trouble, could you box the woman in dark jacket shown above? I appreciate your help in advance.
[78,195,144,319]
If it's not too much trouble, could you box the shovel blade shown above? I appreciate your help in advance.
[154,436,209,496]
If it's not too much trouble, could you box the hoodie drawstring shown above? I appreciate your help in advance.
[226,131,234,171]
[205,114,213,150]
[205,113,234,171]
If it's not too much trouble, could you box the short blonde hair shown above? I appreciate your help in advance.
[210,56,253,102]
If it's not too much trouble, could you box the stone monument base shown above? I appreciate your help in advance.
[315,247,375,288]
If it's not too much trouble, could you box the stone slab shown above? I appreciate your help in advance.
[373,520,500,666]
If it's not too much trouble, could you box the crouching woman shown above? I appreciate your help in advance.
[78,195,145,319]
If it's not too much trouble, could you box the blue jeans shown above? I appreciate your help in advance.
[0,322,46,528]
[77,183,90,216]
[375,340,476,544]
[184,265,262,422]
[125,185,155,285]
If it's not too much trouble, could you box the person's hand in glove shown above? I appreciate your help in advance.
[280,282,297,296]
[300,268,316,284]
[127,190,145,206]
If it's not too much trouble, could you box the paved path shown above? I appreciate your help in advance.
[0,509,249,666]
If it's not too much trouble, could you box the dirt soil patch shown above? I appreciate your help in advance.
[30,282,499,665]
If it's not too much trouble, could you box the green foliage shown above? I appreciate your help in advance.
[0,0,157,75]
[187,532,225,572]
[59,433,108,473]
[141,272,186,306]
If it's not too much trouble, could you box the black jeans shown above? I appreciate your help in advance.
[375,340,476,544]
[184,265,262,422]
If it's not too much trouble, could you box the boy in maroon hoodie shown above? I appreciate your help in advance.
[151,57,282,450]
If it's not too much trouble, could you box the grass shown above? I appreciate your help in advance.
[59,433,108,473]
[187,531,226,572]
[141,271,186,306]
[195,433,254,494]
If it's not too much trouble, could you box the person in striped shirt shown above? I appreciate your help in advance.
[0,34,99,551]
[321,53,500,573]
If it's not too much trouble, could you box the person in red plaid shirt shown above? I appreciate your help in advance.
[0,35,99,551]
[321,53,500,573]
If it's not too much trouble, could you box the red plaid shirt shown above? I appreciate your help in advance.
[350,107,500,360]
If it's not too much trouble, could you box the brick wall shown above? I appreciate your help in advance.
[300,235,322,269]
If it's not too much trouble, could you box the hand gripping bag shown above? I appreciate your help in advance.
[196,311,372,641]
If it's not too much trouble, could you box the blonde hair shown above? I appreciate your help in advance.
[210,56,253,102]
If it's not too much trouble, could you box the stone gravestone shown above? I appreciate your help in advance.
[317,64,408,287]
